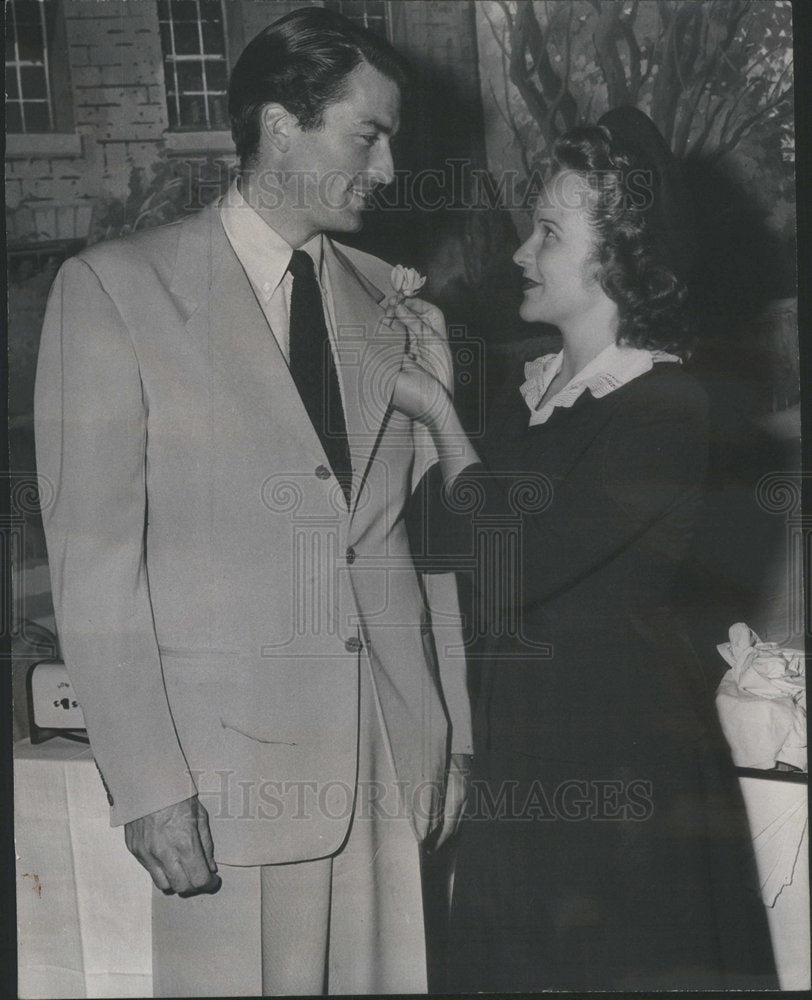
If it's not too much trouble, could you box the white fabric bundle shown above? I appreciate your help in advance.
[716,623,806,771]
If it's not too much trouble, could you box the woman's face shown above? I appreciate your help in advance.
[513,171,608,330]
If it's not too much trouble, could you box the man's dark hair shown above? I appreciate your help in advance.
[228,6,410,169]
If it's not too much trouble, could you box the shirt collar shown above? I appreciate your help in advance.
[520,342,681,426]
[220,180,324,301]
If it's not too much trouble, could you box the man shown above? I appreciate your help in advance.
[34,7,471,995]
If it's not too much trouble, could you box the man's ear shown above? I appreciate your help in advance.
[260,104,293,153]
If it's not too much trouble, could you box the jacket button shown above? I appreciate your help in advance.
[345,636,363,653]
[346,546,356,564]
[315,465,331,480]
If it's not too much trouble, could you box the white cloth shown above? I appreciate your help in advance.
[519,343,681,426]
[716,623,806,770]
[15,739,153,998]
[738,776,810,989]
[748,784,809,908]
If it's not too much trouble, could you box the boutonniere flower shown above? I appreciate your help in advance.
[387,265,428,361]
[390,264,426,299]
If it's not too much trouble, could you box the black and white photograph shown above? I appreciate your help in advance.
[6,0,808,996]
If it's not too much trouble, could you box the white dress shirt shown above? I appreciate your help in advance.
[219,180,346,407]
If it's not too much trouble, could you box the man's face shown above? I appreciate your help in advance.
[260,60,400,245]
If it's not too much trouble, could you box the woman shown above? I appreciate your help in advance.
[391,109,777,991]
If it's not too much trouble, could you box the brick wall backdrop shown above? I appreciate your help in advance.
[5,0,321,238]
[5,0,485,232]
[8,1,167,214]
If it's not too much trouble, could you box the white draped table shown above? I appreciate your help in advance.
[738,772,809,990]
[15,738,810,996]
[15,738,152,999]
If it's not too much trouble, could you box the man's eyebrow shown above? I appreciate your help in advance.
[356,117,396,135]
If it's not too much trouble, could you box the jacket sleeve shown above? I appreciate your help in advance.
[409,310,472,756]
[411,379,708,610]
[34,256,196,825]
[421,572,472,754]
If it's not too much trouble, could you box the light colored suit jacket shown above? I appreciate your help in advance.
[34,202,471,866]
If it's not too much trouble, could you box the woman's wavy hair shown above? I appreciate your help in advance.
[551,125,697,358]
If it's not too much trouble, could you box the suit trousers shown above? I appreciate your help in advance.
[152,655,428,996]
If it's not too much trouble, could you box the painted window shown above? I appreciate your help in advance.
[158,0,229,130]
[324,1,391,39]
[5,0,54,132]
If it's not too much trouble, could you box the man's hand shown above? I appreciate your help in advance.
[433,753,472,851]
[124,794,221,896]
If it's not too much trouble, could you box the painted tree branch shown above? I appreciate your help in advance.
[711,66,793,161]
[516,1,579,134]
[618,4,643,97]
[593,5,631,107]
[485,0,792,180]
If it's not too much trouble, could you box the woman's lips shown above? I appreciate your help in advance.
[521,278,542,291]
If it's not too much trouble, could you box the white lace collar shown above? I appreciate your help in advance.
[520,343,681,426]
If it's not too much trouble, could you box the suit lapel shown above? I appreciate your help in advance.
[170,205,334,471]
[169,210,403,511]
[325,240,406,521]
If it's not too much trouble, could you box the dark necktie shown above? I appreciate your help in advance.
[287,249,352,506]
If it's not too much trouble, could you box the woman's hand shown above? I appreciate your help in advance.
[384,294,481,478]
[391,357,452,427]
[382,295,454,391]
[381,293,454,427]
